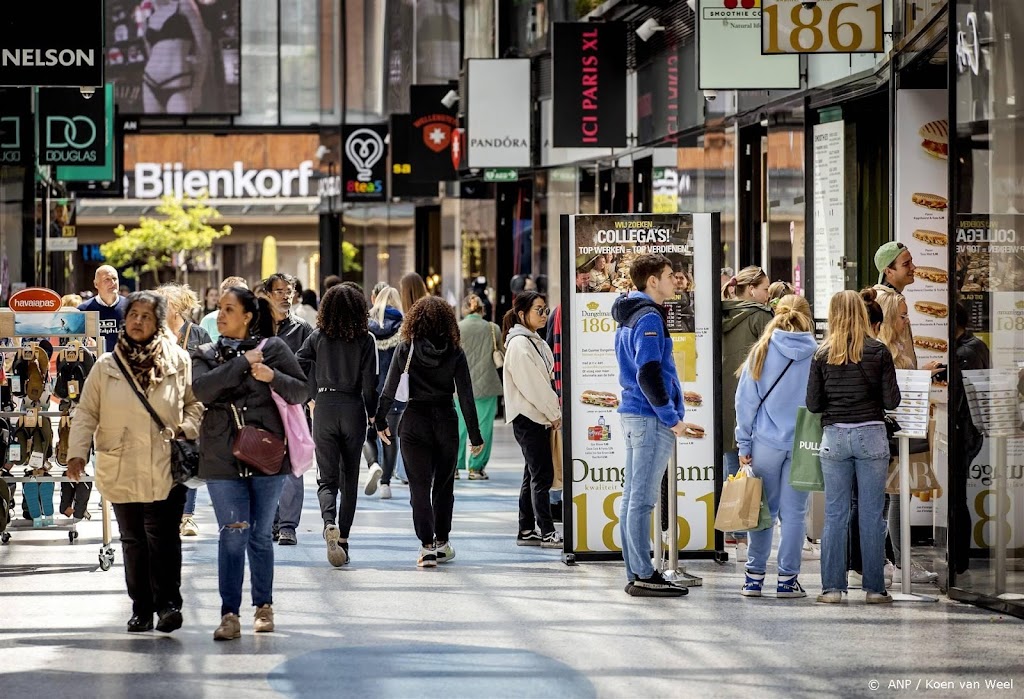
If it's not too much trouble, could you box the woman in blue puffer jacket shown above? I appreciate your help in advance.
[362,284,404,498]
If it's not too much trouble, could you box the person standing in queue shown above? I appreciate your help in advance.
[375,296,483,568]
[192,287,309,640]
[297,285,379,567]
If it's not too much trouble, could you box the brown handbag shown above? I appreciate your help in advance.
[230,404,286,475]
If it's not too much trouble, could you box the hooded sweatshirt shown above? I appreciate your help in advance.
[369,306,403,395]
[721,299,774,450]
[611,292,685,428]
[503,324,561,425]
[734,329,819,458]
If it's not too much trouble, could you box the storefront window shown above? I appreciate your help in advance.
[767,125,806,289]
[281,0,323,125]
[951,0,1024,610]
[236,0,280,125]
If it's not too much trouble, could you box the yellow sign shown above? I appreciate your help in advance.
[62,225,76,237]
[762,0,884,55]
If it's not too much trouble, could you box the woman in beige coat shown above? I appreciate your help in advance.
[67,291,203,635]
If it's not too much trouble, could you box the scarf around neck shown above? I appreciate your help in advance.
[116,331,164,392]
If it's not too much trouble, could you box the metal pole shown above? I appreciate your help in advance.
[992,435,1007,597]
[661,444,703,587]
[892,433,936,602]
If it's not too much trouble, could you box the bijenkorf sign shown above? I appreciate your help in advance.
[0,1,105,87]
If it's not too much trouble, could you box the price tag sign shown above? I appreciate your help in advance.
[762,0,884,54]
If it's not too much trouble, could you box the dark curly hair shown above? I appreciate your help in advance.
[401,295,460,349]
[317,284,369,341]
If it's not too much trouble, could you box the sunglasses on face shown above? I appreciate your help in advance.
[534,307,550,316]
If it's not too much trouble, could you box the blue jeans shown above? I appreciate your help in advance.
[819,424,889,594]
[207,475,287,616]
[723,450,747,542]
[620,414,676,582]
[745,443,808,577]
[183,487,197,516]
[274,472,304,535]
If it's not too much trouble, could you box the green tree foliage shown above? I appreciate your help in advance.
[100,195,232,281]
[342,240,361,273]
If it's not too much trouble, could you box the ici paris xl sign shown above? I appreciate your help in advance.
[131,161,316,199]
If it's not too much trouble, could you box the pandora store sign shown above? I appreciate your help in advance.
[127,160,316,199]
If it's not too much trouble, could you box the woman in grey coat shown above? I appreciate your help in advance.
[456,294,504,479]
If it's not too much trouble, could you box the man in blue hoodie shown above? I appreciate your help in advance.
[612,253,695,598]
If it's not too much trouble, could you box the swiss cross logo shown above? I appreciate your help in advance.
[413,114,456,153]
[724,0,757,8]
[451,128,463,169]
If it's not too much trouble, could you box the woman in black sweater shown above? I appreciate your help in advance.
[375,296,484,567]
[806,290,900,605]
[297,284,379,567]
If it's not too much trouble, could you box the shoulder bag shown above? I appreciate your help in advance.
[394,340,414,403]
[230,403,286,476]
[491,326,504,369]
[113,353,200,486]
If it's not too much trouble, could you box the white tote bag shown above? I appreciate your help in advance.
[394,340,414,402]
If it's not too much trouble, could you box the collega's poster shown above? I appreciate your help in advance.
[561,213,720,558]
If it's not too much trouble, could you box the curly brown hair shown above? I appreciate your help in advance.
[401,295,460,348]
[317,284,368,341]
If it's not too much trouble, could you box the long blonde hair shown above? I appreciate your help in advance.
[740,294,813,380]
[369,285,401,325]
[722,265,767,300]
[876,291,915,369]
[155,282,199,323]
[818,290,871,365]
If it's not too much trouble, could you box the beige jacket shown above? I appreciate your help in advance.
[872,283,919,368]
[502,326,561,426]
[67,338,203,504]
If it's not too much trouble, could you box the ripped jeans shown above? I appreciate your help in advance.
[207,475,287,617]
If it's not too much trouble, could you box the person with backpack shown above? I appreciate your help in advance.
[734,295,818,599]
[807,290,901,604]
[297,285,379,567]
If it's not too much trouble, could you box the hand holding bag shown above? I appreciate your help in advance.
[394,340,414,403]
[714,468,763,532]
[789,407,825,491]
[230,404,286,476]
[113,353,200,486]
[491,326,505,369]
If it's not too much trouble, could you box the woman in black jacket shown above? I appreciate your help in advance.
[807,290,900,605]
[375,296,484,568]
[297,285,379,567]
[192,287,308,641]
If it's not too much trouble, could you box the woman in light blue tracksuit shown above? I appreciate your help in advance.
[734,295,818,599]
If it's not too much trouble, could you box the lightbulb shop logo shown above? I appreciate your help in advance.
[344,127,385,196]
[45,115,97,163]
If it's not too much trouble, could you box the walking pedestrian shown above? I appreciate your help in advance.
[297,284,379,567]
[457,294,504,479]
[363,284,404,498]
[374,296,483,567]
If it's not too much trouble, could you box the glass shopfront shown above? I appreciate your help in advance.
[949,0,1024,614]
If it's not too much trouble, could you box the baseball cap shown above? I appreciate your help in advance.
[874,241,907,283]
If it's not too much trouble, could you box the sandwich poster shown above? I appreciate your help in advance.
[896,89,950,375]
[561,213,720,557]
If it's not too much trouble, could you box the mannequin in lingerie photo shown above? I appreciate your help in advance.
[142,0,212,114]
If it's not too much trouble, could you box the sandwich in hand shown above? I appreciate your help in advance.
[580,390,620,408]
[684,391,703,407]
[919,120,948,159]
[914,301,948,318]
[912,229,948,247]
[914,336,949,352]
[911,192,948,211]
[915,266,948,284]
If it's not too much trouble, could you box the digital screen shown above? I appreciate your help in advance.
[105,0,240,115]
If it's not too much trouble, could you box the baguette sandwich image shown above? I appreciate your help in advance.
[915,266,948,284]
[683,424,705,439]
[683,391,703,407]
[919,120,948,160]
[914,336,949,352]
[912,229,948,247]
[580,390,620,408]
[914,301,948,318]
[911,192,948,211]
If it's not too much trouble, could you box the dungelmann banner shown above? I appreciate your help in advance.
[552,22,627,149]
[0,0,105,87]
[36,88,107,166]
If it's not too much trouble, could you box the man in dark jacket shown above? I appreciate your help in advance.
[79,265,130,353]
[612,254,694,598]
[265,273,314,545]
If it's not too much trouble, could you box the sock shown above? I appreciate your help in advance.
[778,574,796,582]
[745,571,766,580]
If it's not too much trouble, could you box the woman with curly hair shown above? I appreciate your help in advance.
[297,285,379,567]
[375,296,483,567]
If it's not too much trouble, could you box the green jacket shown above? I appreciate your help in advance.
[458,313,504,398]
[721,299,774,451]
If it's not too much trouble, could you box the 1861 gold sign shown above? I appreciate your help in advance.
[762,0,883,54]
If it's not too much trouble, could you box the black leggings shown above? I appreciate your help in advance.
[363,405,403,484]
[399,403,459,547]
[512,415,555,536]
[314,395,367,537]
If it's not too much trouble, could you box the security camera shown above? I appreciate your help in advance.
[80,86,96,99]
[314,144,330,160]
[635,18,666,42]
[441,89,459,109]
[801,0,818,8]
[703,89,718,102]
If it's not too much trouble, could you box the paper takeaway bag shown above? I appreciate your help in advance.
[714,472,763,533]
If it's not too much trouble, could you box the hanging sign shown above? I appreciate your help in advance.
[552,22,627,148]
[36,87,107,166]
[560,213,723,560]
[341,123,388,202]
[0,0,104,87]
[8,287,62,313]
[698,1,800,89]
[762,0,884,54]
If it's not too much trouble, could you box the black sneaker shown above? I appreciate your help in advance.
[278,530,297,546]
[156,607,183,633]
[624,582,635,594]
[628,571,688,597]
[127,613,154,632]
[516,530,543,546]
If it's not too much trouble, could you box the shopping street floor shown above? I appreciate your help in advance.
[1,422,1021,698]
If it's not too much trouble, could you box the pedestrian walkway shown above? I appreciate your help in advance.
[1,423,1020,698]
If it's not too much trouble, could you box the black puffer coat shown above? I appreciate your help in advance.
[192,336,309,479]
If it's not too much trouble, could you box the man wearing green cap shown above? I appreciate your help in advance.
[872,241,919,367]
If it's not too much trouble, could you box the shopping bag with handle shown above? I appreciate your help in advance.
[789,407,825,491]
[714,466,763,532]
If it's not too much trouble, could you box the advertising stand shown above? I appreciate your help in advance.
[559,212,725,565]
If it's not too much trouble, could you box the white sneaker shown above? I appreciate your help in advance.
[848,571,863,588]
[802,539,820,560]
[365,463,383,495]
[735,541,748,564]
[893,560,938,584]
[379,483,392,500]
[884,561,895,589]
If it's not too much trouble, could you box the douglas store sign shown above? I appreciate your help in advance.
[37,87,107,166]
[0,0,104,87]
